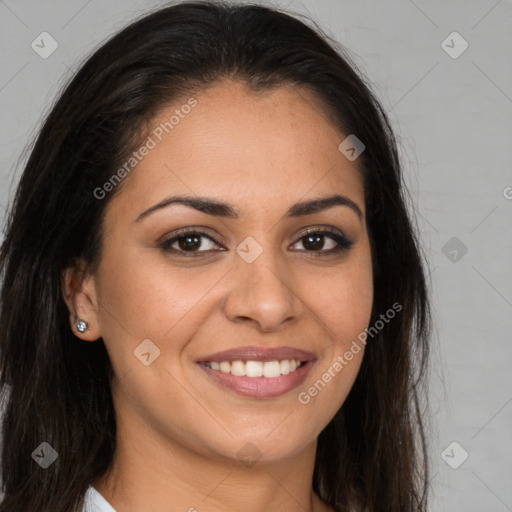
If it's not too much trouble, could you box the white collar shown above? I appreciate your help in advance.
[83,485,117,512]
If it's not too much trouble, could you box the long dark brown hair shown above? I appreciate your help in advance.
[0,1,433,510]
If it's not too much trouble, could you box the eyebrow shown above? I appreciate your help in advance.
[134,193,363,223]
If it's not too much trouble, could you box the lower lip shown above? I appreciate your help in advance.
[198,361,314,398]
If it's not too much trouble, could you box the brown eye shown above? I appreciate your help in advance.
[160,230,223,256]
[291,228,354,254]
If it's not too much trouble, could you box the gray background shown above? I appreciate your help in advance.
[1,0,511,510]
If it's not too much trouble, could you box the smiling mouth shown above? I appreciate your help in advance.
[196,346,316,398]
[197,359,314,398]
[201,359,306,378]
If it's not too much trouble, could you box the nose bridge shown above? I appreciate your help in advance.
[223,235,299,330]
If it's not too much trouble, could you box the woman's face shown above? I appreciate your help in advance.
[78,80,373,464]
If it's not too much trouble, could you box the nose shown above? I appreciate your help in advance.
[222,245,301,332]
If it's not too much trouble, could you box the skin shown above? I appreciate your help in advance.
[62,79,374,512]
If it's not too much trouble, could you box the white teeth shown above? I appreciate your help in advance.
[205,359,303,377]
[220,362,231,373]
[231,360,245,376]
[280,359,290,375]
[263,360,281,378]
[246,360,263,377]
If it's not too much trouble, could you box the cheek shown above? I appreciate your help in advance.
[96,244,214,339]
[94,243,234,384]
[307,257,373,348]
[295,263,371,431]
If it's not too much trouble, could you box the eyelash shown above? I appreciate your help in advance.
[159,227,354,258]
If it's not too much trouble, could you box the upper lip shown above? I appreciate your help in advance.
[196,346,317,363]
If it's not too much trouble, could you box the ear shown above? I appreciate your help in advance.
[61,262,101,342]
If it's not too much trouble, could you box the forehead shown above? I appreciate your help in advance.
[107,80,365,219]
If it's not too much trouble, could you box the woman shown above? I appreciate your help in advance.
[0,1,432,511]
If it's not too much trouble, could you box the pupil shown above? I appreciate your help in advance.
[179,235,200,251]
[305,235,323,250]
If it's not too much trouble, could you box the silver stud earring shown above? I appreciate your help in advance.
[75,318,88,333]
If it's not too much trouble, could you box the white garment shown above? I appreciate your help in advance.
[82,486,117,512]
